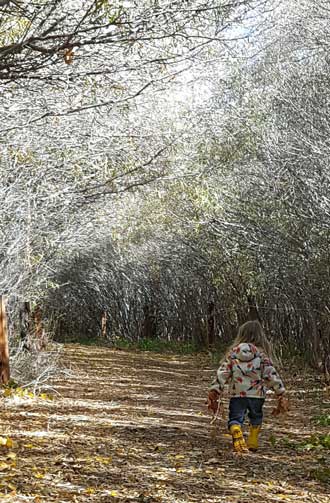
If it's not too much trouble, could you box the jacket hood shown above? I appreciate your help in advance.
[231,343,259,362]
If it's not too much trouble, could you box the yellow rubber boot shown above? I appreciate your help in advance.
[247,425,261,451]
[229,425,248,453]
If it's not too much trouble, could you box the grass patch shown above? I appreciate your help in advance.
[280,437,297,449]
[112,337,200,354]
[310,467,330,484]
[61,335,224,355]
[280,433,330,452]
[297,434,330,451]
[208,345,228,365]
[62,335,107,346]
[313,414,330,426]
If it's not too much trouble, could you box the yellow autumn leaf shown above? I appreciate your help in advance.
[84,487,96,494]
[40,393,53,400]
[0,462,11,470]
[154,444,165,452]
[0,494,12,500]
[95,456,112,464]
[174,454,185,459]
[0,437,13,448]
[24,444,35,449]
[34,472,45,479]
[0,494,12,501]
[3,389,12,397]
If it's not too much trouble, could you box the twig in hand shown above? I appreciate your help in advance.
[210,397,225,424]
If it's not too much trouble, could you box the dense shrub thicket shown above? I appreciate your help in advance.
[1,1,330,372]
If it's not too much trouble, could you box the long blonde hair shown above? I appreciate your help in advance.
[221,320,275,364]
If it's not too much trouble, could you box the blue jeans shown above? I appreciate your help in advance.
[228,397,264,428]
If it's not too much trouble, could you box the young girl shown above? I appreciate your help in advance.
[207,320,287,453]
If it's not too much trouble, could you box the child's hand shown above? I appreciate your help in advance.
[207,390,220,414]
[272,394,290,416]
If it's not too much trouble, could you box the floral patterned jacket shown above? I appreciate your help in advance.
[210,343,285,398]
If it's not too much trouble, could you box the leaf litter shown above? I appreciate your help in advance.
[0,344,329,502]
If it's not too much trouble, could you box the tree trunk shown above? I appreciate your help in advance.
[0,296,10,384]
[101,311,107,338]
[247,295,261,321]
[32,305,46,349]
[141,305,157,339]
[207,302,216,348]
[19,301,31,349]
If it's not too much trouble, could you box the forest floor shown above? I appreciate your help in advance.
[0,344,329,502]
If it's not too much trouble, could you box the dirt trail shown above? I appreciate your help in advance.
[0,344,329,502]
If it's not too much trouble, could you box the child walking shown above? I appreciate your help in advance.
[208,320,287,453]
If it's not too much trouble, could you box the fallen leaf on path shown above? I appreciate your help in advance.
[0,437,13,448]
[0,462,12,470]
[84,487,96,494]
[34,472,45,479]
